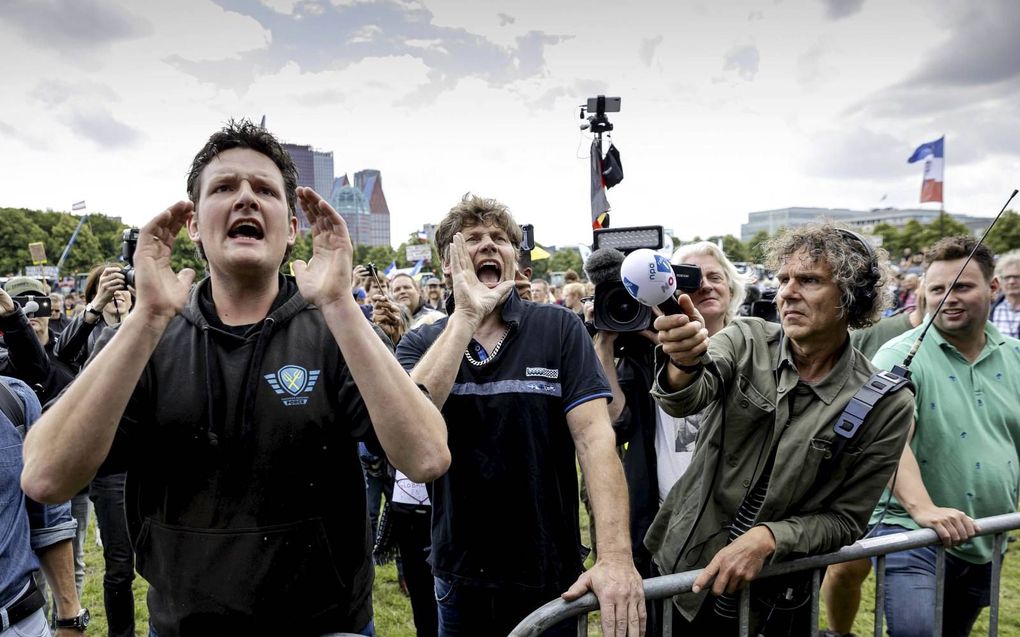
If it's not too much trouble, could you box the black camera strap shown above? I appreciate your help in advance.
[822,367,911,481]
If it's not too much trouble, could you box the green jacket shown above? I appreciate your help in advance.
[645,318,913,620]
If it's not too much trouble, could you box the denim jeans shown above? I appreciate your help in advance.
[871,524,992,637]
[90,473,135,637]
[434,577,574,637]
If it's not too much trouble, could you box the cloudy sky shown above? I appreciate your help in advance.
[2,0,1018,249]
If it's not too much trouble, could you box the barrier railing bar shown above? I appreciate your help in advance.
[933,545,945,635]
[810,568,820,637]
[738,588,750,637]
[873,555,886,637]
[990,533,1003,637]
[661,597,673,636]
[509,512,1020,637]
[575,612,586,637]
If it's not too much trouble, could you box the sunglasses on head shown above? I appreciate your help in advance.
[13,295,52,318]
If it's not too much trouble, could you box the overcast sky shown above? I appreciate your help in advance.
[2,0,1018,249]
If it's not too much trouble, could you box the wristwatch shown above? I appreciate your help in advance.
[669,358,703,374]
[55,607,90,632]
[85,303,102,318]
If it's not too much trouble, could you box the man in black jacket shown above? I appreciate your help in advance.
[22,120,451,637]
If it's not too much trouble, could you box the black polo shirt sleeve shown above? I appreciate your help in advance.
[557,310,612,414]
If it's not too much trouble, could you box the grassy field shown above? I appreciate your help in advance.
[79,511,1020,637]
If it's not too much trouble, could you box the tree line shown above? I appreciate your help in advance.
[2,207,1018,282]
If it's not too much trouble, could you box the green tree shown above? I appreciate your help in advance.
[985,210,1020,255]
[48,215,104,275]
[547,247,583,277]
[86,213,130,260]
[170,230,205,276]
[720,235,749,262]
[746,230,771,264]
[0,208,47,275]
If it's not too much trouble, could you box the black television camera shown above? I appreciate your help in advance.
[121,227,139,287]
[586,225,702,333]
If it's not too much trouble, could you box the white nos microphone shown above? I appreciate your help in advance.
[620,248,677,307]
[620,248,718,374]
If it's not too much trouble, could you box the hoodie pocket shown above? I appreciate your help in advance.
[135,516,348,623]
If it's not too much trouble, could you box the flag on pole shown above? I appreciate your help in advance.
[590,138,611,229]
[907,136,944,203]
[383,260,397,277]
[71,201,86,211]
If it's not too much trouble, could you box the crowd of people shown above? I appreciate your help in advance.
[3,118,1020,637]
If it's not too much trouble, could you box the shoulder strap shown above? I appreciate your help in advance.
[0,380,27,438]
[827,367,912,469]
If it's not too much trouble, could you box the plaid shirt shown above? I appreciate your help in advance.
[991,296,1020,339]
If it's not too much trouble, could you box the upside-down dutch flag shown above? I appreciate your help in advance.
[907,136,944,203]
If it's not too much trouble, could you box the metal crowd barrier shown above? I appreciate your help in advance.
[509,512,1020,637]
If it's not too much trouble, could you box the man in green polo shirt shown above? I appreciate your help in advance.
[867,236,1020,637]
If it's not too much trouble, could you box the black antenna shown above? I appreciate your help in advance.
[899,188,1019,371]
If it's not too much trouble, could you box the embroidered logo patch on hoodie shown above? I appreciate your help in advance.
[265,365,320,406]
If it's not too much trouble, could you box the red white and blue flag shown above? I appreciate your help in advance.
[907,137,944,203]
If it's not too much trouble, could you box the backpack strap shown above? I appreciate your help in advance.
[0,379,27,438]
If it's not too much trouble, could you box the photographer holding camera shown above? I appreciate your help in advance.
[647,224,913,634]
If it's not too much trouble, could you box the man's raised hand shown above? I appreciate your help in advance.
[132,202,197,326]
[654,293,710,368]
[292,187,355,309]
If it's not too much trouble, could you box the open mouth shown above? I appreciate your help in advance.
[476,260,502,285]
[227,219,265,240]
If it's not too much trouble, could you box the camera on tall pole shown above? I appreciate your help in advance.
[580,96,623,232]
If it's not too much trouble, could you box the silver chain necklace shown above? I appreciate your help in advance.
[464,325,512,367]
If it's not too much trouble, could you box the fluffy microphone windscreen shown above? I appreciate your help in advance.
[584,248,626,287]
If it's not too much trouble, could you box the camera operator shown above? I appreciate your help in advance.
[646,224,914,634]
[587,242,744,635]
[53,264,133,371]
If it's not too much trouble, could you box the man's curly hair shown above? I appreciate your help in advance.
[762,223,892,329]
[434,193,523,263]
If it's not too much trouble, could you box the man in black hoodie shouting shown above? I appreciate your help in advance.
[21,120,451,637]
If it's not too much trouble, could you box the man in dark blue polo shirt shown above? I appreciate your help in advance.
[397,194,645,637]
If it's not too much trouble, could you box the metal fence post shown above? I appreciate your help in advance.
[990,533,1004,637]
[810,568,820,637]
[933,545,946,635]
[738,588,751,637]
[873,555,886,637]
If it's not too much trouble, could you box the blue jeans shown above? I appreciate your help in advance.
[435,577,574,637]
[91,473,135,637]
[871,524,992,637]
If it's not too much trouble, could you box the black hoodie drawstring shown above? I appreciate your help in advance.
[201,327,221,447]
[238,317,275,439]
